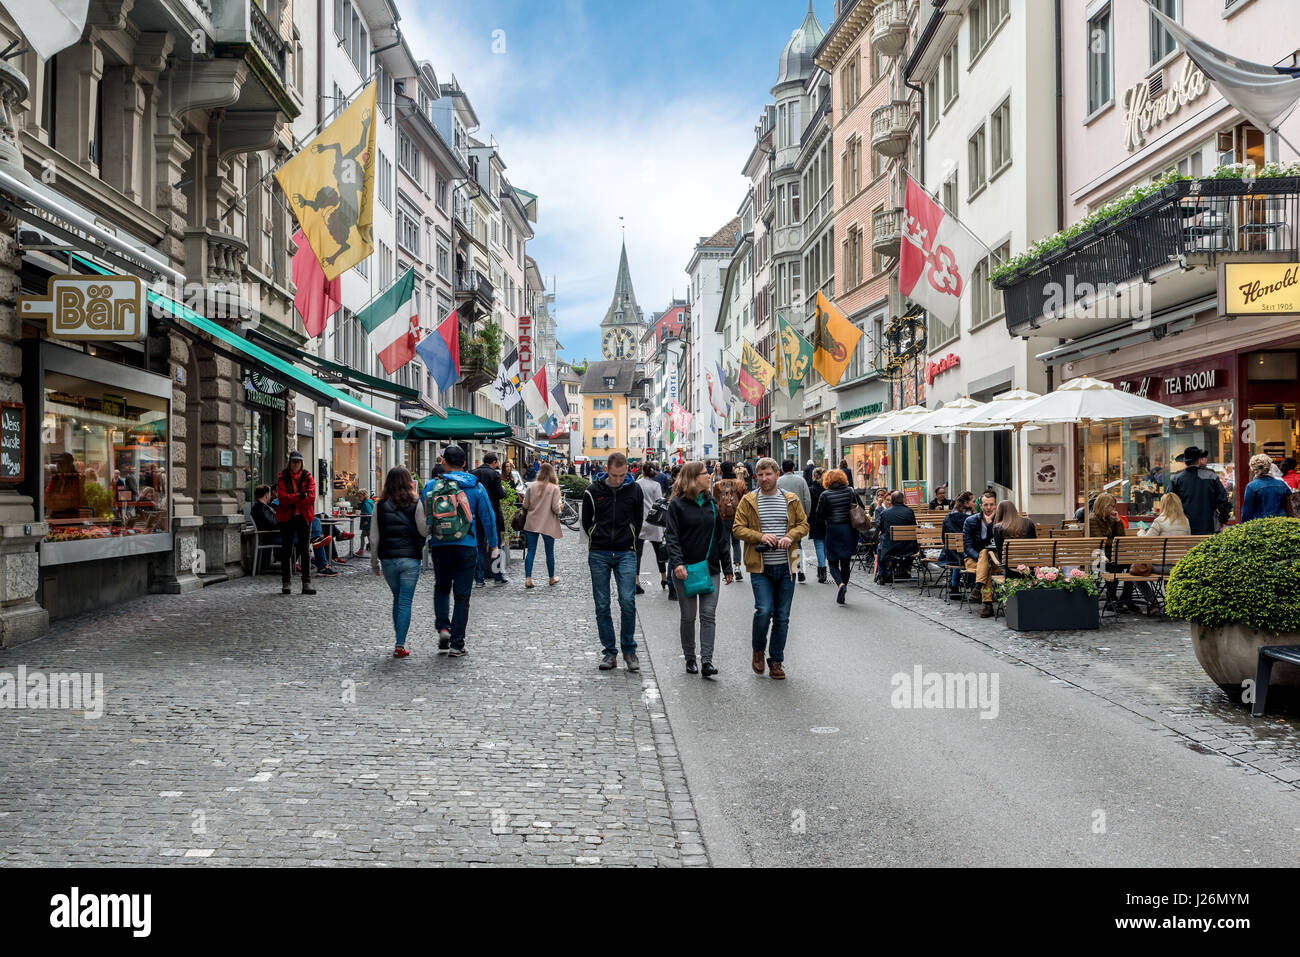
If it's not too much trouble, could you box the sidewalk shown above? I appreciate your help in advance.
[0,538,705,866]
[857,575,1300,791]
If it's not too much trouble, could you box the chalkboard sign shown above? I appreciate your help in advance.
[0,402,23,483]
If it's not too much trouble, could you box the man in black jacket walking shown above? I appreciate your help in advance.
[580,452,644,672]
[1170,445,1230,534]
[473,452,509,585]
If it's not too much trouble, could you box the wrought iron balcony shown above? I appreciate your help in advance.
[871,0,910,58]
[870,101,911,159]
[872,207,903,259]
[454,269,495,321]
[994,175,1300,337]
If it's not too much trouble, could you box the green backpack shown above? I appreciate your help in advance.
[426,476,474,542]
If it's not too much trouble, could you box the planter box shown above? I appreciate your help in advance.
[1191,623,1300,694]
[1004,588,1099,631]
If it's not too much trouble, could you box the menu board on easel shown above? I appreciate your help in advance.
[0,402,23,483]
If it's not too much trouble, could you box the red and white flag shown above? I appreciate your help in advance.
[899,174,986,327]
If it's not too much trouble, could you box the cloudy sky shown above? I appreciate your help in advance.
[404,0,836,364]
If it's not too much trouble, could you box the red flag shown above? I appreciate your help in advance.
[292,229,341,339]
[899,175,985,327]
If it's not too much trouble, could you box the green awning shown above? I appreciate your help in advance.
[396,407,512,441]
[72,255,405,434]
[244,327,421,401]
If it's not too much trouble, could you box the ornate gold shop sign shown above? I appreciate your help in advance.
[19,273,148,340]
[1122,59,1209,153]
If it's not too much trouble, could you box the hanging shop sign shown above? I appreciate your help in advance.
[518,315,532,377]
[244,375,287,412]
[19,273,148,340]
[1122,58,1209,152]
[925,353,960,386]
[1219,263,1300,317]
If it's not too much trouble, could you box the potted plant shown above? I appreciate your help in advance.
[500,483,524,550]
[997,566,1101,631]
[1165,518,1300,696]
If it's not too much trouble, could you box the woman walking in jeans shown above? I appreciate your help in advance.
[665,461,733,678]
[522,462,564,588]
[371,465,429,658]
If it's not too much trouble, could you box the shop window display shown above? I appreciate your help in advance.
[42,372,169,544]
[1077,403,1235,517]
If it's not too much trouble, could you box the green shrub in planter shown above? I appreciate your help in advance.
[1165,519,1300,633]
[558,474,590,498]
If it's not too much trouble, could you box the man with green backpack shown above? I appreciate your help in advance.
[419,444,498,657]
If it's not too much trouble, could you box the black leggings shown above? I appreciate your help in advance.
[277,517,311,584]
[827,558,852,586]
[636,538,667,577]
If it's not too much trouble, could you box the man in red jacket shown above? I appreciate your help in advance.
[276,450,317,595]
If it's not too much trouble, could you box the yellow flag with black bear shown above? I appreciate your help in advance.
[812,290,863,387]
[276,82,378,281]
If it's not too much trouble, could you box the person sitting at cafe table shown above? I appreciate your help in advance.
[929,485,950,510]
[1137,492,1190,538]
[874,491,919,584]
[962,491,1001,617]
[942,491,976,599]
[1088,492,1152,614]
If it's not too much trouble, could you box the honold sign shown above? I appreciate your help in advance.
[1122,58,1208,152]
[19,274,147,340]
[1220,263,1300,316]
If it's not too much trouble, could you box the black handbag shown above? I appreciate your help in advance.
[645,499,668,527]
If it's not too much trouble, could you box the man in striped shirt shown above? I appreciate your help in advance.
[731,457,809,680]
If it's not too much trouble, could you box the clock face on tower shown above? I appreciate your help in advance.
[602,328,636,360]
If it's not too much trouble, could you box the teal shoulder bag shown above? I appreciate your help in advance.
[681,502,716,598]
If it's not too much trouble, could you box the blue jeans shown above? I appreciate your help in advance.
[525,531,555,578]
[812,537,826,568]
[380,557,421,647]
[310,515,329,570]
[588,549,637,656]
[430,545,477,648]
[723,520,742,565]
[751,564,796,663]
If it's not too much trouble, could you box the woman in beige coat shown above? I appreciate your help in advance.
[522,462,564,588]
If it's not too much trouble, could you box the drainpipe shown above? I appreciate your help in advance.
[1054,0,1064,232]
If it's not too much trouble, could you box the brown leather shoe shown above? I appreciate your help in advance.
[752,651,765,674]
[980,603,995,618]
[769,662,786,679]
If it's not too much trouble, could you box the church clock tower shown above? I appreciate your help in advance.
[600,239,645,360]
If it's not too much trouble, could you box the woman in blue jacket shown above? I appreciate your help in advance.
[1241,453,1293,521]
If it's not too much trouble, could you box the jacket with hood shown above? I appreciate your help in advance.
[420,470,498,550]
[580,471,643,551]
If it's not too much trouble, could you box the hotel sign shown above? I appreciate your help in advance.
[20,274,147,340]
[1219,263,1300,316]
[1122,59,1209,152]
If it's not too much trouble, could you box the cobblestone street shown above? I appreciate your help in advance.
[0,538,703,867]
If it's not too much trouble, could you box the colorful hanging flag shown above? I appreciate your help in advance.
[738,341,775,406]
[356,267,419,375]
[522,365,550,424]
[899,173,986,326]
[490,347,522,410]
[276,81,378,281]
[714,361,735,411]
[291,229,342,339]
[416,309,460,392]
[549,379,570,416]
[777,313,815,398]
[705,364,728,418]
[811,292,863,388]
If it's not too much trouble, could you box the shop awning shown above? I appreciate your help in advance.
[73,256,406,434]
[396,407,512,441]
[244,327,423,403]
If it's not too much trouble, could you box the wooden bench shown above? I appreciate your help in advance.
[1048,527,1083,538]
[1252,645,1300,717]
[878,524,918,585]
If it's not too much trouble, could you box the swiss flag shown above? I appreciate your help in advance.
[899,174,986,327]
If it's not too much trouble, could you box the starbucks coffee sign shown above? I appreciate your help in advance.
[1122,58,1209,152]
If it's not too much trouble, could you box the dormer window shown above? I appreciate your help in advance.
[604,377,616,389]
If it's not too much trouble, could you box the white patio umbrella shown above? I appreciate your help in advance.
[973,377,1187,520]
[839,404,930,440]
[909,396,987,435]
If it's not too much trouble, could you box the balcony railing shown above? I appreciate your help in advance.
[800,96,831,150]
[871,0,909,58]
[872,207,903,258]
[805,185,834,234]
[994,176,1300,335]
[870,101,911,159]
[249,1,288,83]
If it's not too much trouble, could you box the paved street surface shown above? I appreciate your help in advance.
[638,556,1300,867]
[5,534,1300,867]
[0,540,703,867]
